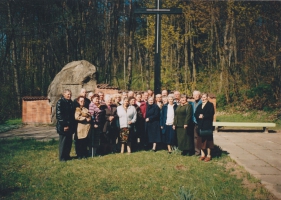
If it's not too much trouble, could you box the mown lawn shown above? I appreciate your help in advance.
[0,139,275,200]
[216,109,281,131]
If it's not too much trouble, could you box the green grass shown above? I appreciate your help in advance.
[0,139,275,200]
[5,119,22,126]
[216,109,281,130]
[0,119,23,133]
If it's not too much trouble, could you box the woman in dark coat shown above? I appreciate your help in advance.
[102,95,118,154]
[195,93,215,162]
[129,96,143,151]
[173,95,193,156]
[145,97,161,151]
[89,94,105,157]
[160,95,177,153]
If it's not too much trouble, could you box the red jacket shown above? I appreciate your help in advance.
[139,101,147,119]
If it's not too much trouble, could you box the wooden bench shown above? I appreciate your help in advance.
[213,122,276,133]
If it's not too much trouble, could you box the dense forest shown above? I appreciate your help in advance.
[0,0,280,122]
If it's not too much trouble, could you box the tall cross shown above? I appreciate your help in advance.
[135,0,182,94]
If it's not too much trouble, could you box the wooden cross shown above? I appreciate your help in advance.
[135,0,182,94]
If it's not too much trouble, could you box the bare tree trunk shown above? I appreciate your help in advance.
[126,0,134,90]
[11,40,20,105]
[224,18,230,103]
[112,0,120,86]
[208,3,214,92]
[137,44,144,90]
[175,43,179,89]
[184,18,189,91]
[135,43,143,90]
[66,21,70,63]
[127,31,133,90]
[41,44,46,96]
[145,51,150,90]
[104,0,111,84]
[7,1,20,106]
[190,21,196,89]
[214,20,223,94]
[123,0,126,89]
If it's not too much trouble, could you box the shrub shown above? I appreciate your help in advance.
[216,93,227,109]
[243,83,276,110]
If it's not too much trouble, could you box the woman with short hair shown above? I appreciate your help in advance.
[173,95,193,156]
[117,97,137,153]
[160,95,177,153]
[128,96,143,151]
[89,94,105,156]
[75,96,92,159]
[162,96,168,105]
[155,94,163,109]
[113,93,122,106]
[102,95,118,154]
[145,97,161,152]
[195,93,215,162]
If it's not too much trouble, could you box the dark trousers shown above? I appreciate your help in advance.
[76,138,88,158]
[59,134,73,161]
[194,124,201,155]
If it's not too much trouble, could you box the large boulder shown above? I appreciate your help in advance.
[47,60,97,124]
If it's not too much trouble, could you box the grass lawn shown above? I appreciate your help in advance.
[0,119,23,133]
[216,109,281,131]
[0,139,276,200]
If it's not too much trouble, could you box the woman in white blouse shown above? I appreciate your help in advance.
[160,95,177,153]
[117,97,137,153]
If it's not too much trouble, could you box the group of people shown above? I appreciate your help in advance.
[56,88,215,162]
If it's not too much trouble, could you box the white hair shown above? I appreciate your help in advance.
[167,94,174,99]
[148,96,154,101]
[104,94,112,101]
[88,92,94,98]
[193,90,201,96]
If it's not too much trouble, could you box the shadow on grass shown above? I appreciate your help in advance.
[0,186,21,197]
[212,145,229,158]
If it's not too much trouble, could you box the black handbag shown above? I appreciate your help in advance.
[199,129,213,137]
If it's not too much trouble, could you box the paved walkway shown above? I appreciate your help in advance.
[1,126,280,199]
[214,132,281,199]
[0,125,58,141]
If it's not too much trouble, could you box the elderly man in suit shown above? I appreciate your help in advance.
[189,90,202,156]
[56,89,75,161]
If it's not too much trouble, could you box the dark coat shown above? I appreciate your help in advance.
[173,103,193,151]
[56,96,75,135]
[174,104,193,128]
[103,104,118,133]
[132,104,144,137]
[145,104,161,143]
[195,101,215,130]
[160,103,177,134]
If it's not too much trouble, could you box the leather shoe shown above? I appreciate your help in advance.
[199,156,206,161]
[204,157,211,162]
